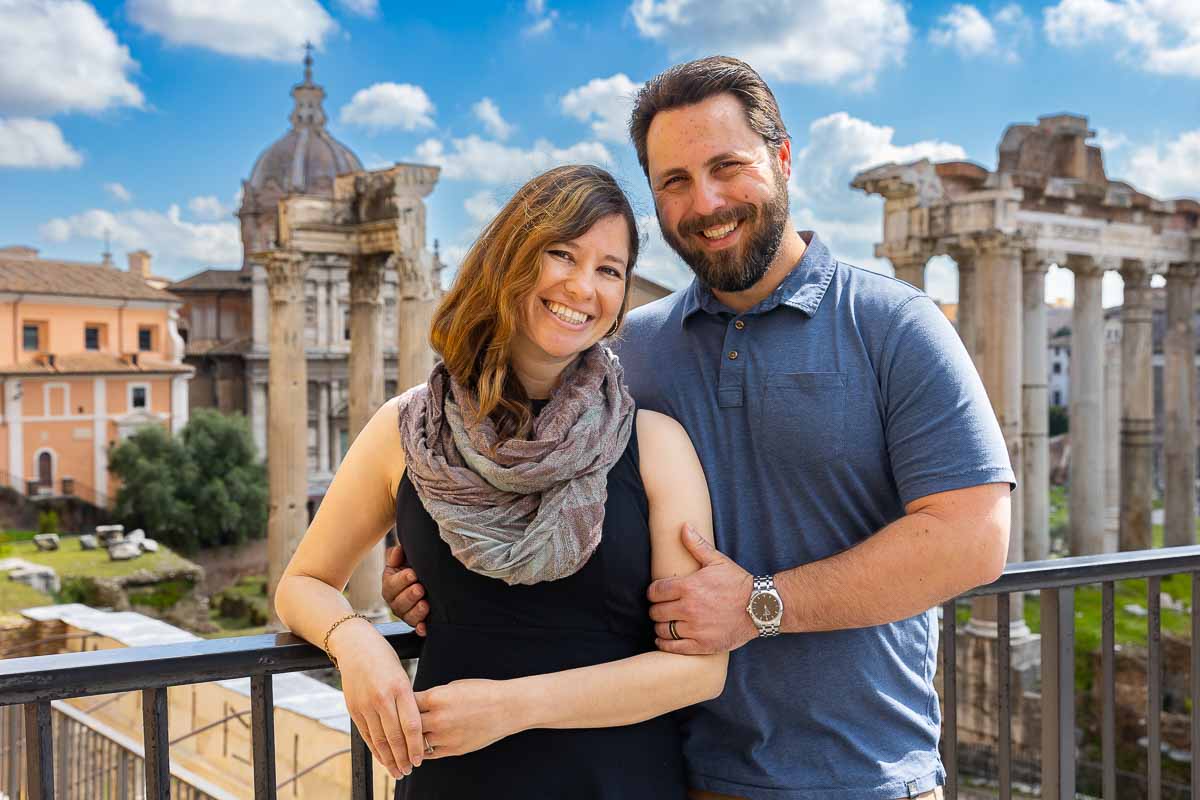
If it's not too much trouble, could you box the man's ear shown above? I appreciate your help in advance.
[776,139,793,182]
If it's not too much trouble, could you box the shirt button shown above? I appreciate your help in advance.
[728,350,739,360]
[734,320,745,330]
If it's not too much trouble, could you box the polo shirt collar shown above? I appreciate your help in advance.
[681,231,836,323]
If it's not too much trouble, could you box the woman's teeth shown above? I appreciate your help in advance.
[703,221,738,239]
[545,300,590,325]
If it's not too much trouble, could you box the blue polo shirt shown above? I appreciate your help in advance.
[613,233,1014,799]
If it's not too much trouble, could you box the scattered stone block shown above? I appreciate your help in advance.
[108,541,141,561]
[9,564,60,594]
[95,525,125,546]
[33,533,60,551]
[126,529,146,544]
[140,538,159,553]
[79,534,98,550]
[1124,603,1148,618]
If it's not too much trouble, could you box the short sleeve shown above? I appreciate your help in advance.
[878,295,1016,506]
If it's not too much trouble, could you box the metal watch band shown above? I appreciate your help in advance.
[752,575,781,637]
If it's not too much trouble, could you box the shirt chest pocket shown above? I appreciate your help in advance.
[759,372,846,465]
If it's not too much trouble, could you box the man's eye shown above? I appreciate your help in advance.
[662,176,683,189]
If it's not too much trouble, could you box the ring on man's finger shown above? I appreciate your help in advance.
[424,734,435,754]
[668,620,681,641]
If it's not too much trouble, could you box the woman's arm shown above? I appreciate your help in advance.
[416,410,727,756]
[274,396,425,779]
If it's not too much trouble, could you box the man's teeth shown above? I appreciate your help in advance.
[703,221,738,239]
[546,300,589,325]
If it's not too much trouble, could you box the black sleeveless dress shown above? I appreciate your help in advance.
[393,412,688,799]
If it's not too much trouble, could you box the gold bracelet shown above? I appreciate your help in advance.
[323,612,368,670]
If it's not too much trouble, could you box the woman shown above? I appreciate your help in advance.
[275,165,724,798]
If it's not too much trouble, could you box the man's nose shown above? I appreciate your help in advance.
[689,176,726,219]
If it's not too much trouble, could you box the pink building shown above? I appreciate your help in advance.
[0,246,193,506]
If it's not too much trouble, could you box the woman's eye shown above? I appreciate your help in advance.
[549,249,572,261]
[600,266,623,278]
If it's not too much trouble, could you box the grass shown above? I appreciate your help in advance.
[4,538,194,580]
[206,575,270,637]
[0,574,52,613]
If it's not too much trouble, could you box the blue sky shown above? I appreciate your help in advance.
[2,0,1197,306]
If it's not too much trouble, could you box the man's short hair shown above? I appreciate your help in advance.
[629,55,790,178]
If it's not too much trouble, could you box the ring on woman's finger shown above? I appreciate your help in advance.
[424,734,435,754]
[668,620,681,641]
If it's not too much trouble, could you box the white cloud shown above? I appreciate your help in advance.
[39,204,242,275]
[930,3,1028,62]
[560,74,642,143]
[791,112,966,271]
[188,195,229,221]
[1093,127,1130,152]
[629,0,910,91]
[1126,130,1200,199]
[337,0,379,18]
[524,0,558,35]
[414,135,611,185]
[0,0,143,116]
[127,0,336,62]
[634,214,692,289]
[340,83,436,133]
[463,190,501,225]
[105,182,132,202]
[472,98,514,140]
[1044,0,1200,78]
[0,118,83,169]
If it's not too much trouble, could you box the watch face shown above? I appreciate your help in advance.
[750,593,781,622]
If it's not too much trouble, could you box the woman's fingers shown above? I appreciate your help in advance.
[363,711,402,779]
[377,700,414,777]
[351,713,382,768]
[395,685,427,769]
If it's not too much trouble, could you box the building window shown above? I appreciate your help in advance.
[1053,391,1062,406]
[132,386,148,410]
[22,323,42,351]
[84,324,106,350]
[138,326,154,351]
[385,380,397,398]
[1052,363,1062,375]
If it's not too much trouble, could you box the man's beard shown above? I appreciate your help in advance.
[659,163,790,294]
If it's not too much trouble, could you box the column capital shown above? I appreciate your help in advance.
[1168,260,1200,285]
[1065,252,1105,278]
[264,250,306,301]
[1118,258,1150,287]
[967,230,1025,258]
[1021,249,1057,275]
[394,252,437,302]
[349,253,387,304]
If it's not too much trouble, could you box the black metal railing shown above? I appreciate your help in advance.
[2,547,1200,799]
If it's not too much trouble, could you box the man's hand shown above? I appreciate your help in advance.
[648,525,758,655]
[382,544,429,636]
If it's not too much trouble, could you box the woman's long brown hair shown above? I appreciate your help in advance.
[430,164,639,440]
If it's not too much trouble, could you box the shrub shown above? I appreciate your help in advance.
[37,509,60,535]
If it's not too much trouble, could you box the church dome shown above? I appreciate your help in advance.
[245,52,362,196]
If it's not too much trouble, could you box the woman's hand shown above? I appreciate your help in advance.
[333,620,426,779]
[415,678,518,758]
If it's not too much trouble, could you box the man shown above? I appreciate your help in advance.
[384,56,1012,800]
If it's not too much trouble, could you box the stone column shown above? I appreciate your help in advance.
[967,235,1028,636]
[345,253,389,622]
[890,255,927,291]
[1119,262,1154,550]
[1104,321,1121,551]
[317,382,330,476]
[264,251,310,627]
[316,277,329,350]
[1022,252,1051,560]
[250,381,267,461]
[954,250,979,365]
[396,253,438,392]
[1165,262,1199,548]
[1067,254,1107,555]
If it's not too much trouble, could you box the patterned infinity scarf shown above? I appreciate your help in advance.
[396,344,635,586]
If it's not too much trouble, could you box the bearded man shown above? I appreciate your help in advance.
[386,56,1013,800]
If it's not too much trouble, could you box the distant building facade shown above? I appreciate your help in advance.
[0,246,192,505]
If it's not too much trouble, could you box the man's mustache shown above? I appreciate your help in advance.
[677,204,757,237]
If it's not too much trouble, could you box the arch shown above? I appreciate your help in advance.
[33,448,56,489]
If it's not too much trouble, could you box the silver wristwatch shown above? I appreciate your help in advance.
[747,575,783,637]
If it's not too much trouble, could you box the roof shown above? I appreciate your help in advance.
[169,269,250,292]
[0,254,179,302]
[0,353,193,376]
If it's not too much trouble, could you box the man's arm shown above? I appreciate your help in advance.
[648,481,1010,654]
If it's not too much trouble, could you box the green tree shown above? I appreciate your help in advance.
[1048,404,1069,437]
[107,411,267,552]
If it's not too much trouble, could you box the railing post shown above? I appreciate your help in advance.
[1040,587,1075,800]
[941,600,957,800]
[251,674,277,800]
[24,701,53,800]
[350,723,373,800]
[142,688,169,799]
